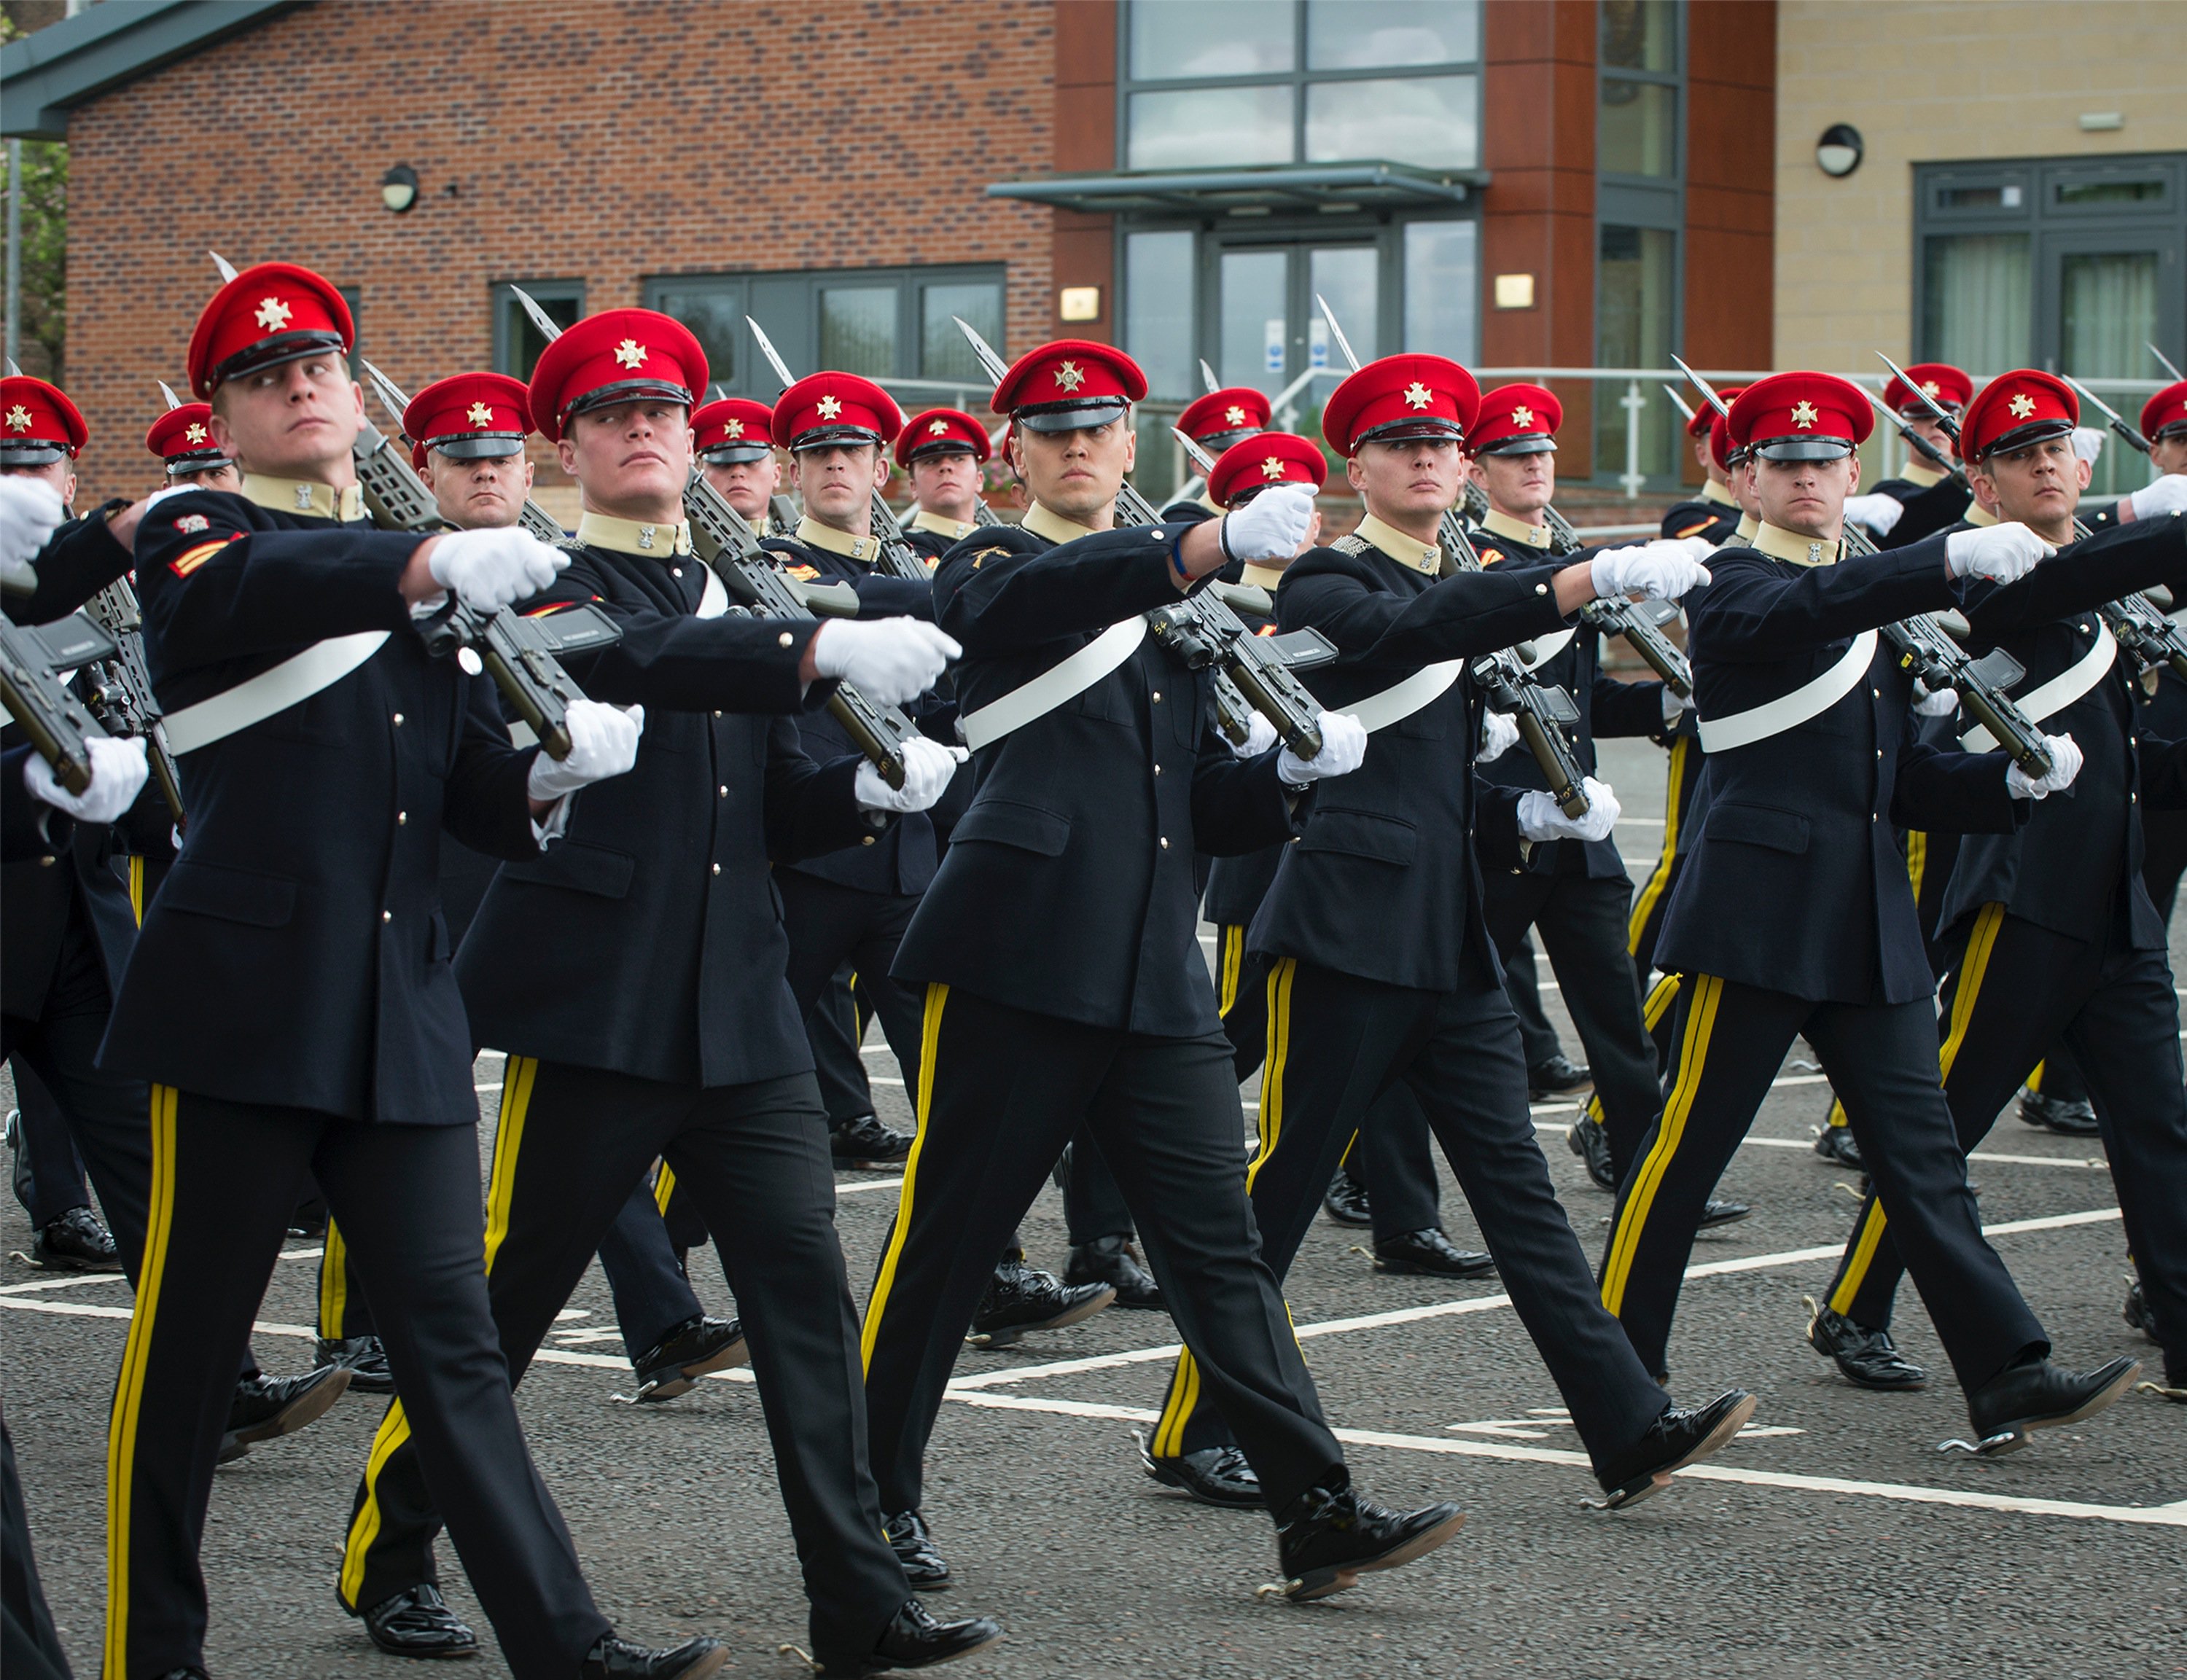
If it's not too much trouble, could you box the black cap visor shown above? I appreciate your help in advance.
[0,439,69,466]
[1354,415,1465,449]
[905,439,980,462]
[566,380,693,423]
[1972,417,2075,461]
[789,424,886,453]
[209,329,349,390]
[1191,426,1259,453]
[429,432,526,461]
[1752,434,1855,462]
[1014,396,1130,434]
[1475,433,1558,456]
[701,442,773,464]
[163,449,232,475]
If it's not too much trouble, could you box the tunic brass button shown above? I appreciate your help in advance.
[393,712,405,726]
[719,785,729,797]
[397,810,408,825]
[712,863,722,875]
[862,835,876,845]
[1159,837,1171,849]
[381,910,393,922]
[778,632,793,648]
[1151,691,1163,703]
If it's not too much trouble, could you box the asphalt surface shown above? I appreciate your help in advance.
[6,736,2184,1679]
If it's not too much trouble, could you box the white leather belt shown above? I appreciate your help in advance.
[959,618,1147,751]
[163,632,390,754]
[1696,630,1877,754]
[698,568,729,620]
[1516,627,1575,671]
[1337,662,1463,733]
[1960,626,2114,751]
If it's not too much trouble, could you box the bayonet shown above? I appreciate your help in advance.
[1859,384,1966,486]
[157,380,184,412]
[744,316,797,393]
[1198,358,1220,396]
[2062,373,2151,455]
[1673,356,1734,422]
[1876,352,1962,448]
[506,284,565,345]
[208,250,238,283]
[2151,343,2185,383]
[1315,294,1363,375]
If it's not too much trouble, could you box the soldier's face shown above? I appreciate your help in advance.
[1695,433,1726,485]
[1468,448,1555,519]
[909,451,982,517]
[208,353,364,477]
[421,450,534,530]
[2149,434,2187,476]
[1,459,74,508]
[1752,451,1860,537]
[1969,435,2086,532]
[1345,437,1463,520]
[179,463,241,493]
[793,442,886,528]
[701,452,779,520]
[1010,418,1134,523]
[558,400,693,518]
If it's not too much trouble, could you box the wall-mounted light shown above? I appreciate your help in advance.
[381,163,420,214]
[1815,124,1863,179]
[1058,285,1101,323]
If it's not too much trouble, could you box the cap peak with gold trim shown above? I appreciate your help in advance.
[1961,370,2076,461]
[185,261,353,399]
[895,407,991,469]
[1,375,87,467]
[528,308,706,443]
[990,339,1146,433]
[1727,372,1873,462]
[693,397,776,464]
[1320,354,1478,456]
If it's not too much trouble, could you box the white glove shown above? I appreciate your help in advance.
[428,527,569,612]
[527,702,643,799]
[0,476,67,570]
[2128,474,2187,520]
[1843,493,1907,537]
[855,733,958,812]
[1232,711,1279,758]
[1517,775,1620,843]
[1477,708,1521,763]
[1591,540,1712,603]
[1276,711,1368,786]
[1660,686,1691,727]
[23,734,149,825]
[1220,483,1317,564]
[2005,732,2082,800]
[2071,426,2108,464]
[811,617,960,707]
[1944,520,2053,583]
[1910,678,1960,718]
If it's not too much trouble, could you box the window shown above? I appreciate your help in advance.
[1597,225,1679,481]
[1120,0,1481,173]
[1594,1,1684,487]
[648,278,746,393]
[492,281,582,381]
[1598,0,1680,181]
[1123,230,1196,401]
[1403,220,1478,363]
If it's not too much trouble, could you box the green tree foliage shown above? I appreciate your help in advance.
[0,8,68,380]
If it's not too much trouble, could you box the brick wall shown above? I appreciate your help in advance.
[61,0,1057,503]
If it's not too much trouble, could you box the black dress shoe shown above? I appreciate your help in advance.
[1371,1228,1497,1279]
[1961,1355,2140,1452]
[820,1597,1004,1676]
[2124,1278,2157,1340]
[1272,1469,1465,1602]
[220,1364,350,1464]
[1812,1122,1865,1170]
[1566,1120,1618,1191]
[1697,1197,1751,1230]
[1805,1301,1927,1391]
[832,1114,914,1169]
[883,1509,950,1590]
[2018,1089,2100,1136]
[1592,1389,1756,1509]
[966,1259,1112,1349]
[580,1633,727,1679]
[316,1334,397,1395]
[630,1315,748,1402]
[1322,1167,1372,1227]
[1134,1432,1264,1508]
[1527,1052,1591,1101]
[359,1582,478,1658]
[31,1205,122,1271]
[1064,1235,1163,1309]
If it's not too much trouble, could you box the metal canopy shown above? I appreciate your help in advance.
[0,1,295,140]
[986,162,1489,217]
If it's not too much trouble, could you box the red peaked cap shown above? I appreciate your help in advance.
[1883,361,1973,418]
[528,308,707,443]
[404,371,531,461]
[991,340,1147,432]
[2140,378,2187,445]
[0,375,87,465]
[771,372,904,452]
[144,402,227,470]
[1704,386,1747,472]
[895,407,991,468]
[1177,386,1272,450]
[1727,372,1874,461]
[1469,383,1562,456]
[1207,430,1327,509]
[1961,370,2078,461]
[1321,354,1479,455]
[693,398,776,463]
[185,262,352,399]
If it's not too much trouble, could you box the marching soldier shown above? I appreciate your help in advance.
[1658,394,1744,548]
[862,336,1476,1603]
[97,262,715,1679]
[1604,370,2145,1450]
[147,399,240,493]
[895,407,991,558]
[1855,362,1973,548]
[1162,384,1270,523]
[1808,370,2187,1400]
[1147,351,1755,1515]
[335,308,999,1676]
[693,394,781,525]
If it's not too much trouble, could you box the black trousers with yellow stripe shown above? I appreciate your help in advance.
[317,1216,375,1343]
[1153,960,1670,1469]
[595,1171,709,1360]
[1603,974,2047,1387]
[339,1057,908,1664]
[1822,907,2187,1382]
[863,985,1343,1517]
[109,1089,607,1680]
[1627,731,1704,977]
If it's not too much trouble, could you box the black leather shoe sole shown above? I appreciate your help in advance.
[634,1323,749,1402]
[967,1285,1112,1349]
[1371,1243,1497,1279]
[1697,1198,1751,1230]
[222,1367,350,1462]
[1594,1391,1756,1510]
[1135,1436,1266,1509]
[1964,1358,2141,1453]
[360,1592,479,1660]
[1812,1125,1864,1170]
[1282,1505,1466,1602]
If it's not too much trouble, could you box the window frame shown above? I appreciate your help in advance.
[491,279,585,382]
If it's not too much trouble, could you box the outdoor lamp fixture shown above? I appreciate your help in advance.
[381,163,420,214]
[1815,125,1863,179]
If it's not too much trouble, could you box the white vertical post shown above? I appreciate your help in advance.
[1619,378,1645,497]
[4,140,20,370]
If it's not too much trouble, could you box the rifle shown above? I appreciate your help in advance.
[360,359,566,544]
[2062,373,2153,457]
[768,494,801,539]
[81,577,187,827]
[1859,383,1968,488]
[953,317,1333,756]
[0,608,120,796]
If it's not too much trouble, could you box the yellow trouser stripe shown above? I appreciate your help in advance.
[1827,1098,1849,1130]
[1215,925,1245,1018]
[654,1162,677,1215]
[2026,1059,2046,1095]
[319,1219,349,1339]
[862,983,948,1372]
[128,854,146,926]
[1627,735,1689,956]
[1905,829,1928,900]
[1602,973,1723,1314]
[106,1083,178,1673]
[1642,971,1683,1033]
[1828,902,2005,1313]
[343,1057,536,1607]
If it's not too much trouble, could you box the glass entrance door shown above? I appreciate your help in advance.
[2041,227,2183,493]
[1215,242,1381,398]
